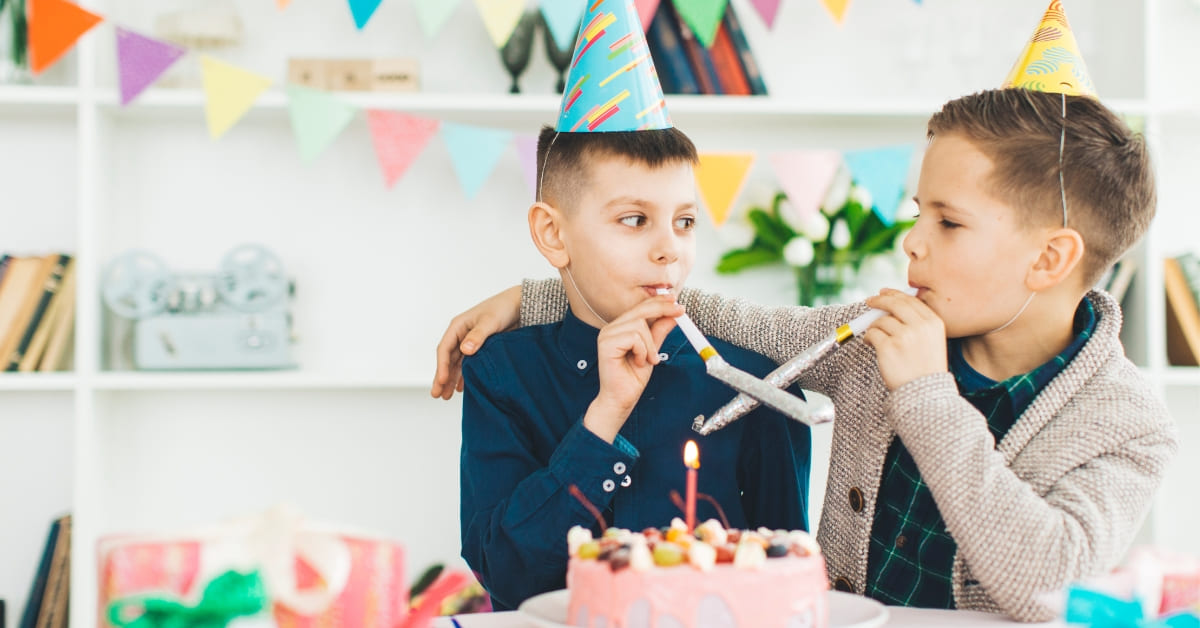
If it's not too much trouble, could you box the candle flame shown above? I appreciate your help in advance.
[684,440,699,469]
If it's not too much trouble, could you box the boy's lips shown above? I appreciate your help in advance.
[643,284,674,296]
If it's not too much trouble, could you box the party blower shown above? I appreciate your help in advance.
[669,288,918,435]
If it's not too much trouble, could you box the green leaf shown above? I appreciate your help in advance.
[716,247,783,274]
[747,209,790,252]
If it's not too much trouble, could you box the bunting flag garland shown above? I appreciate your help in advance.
[473,0,526,48]
[769,150,842,221]
[286,86,358,162]
[695,153,756,227]
[366,110,441,188]
[201,56,273,139]
[749,0,782,29]
[540,0,587,52]
[441,123,514,200]
[29,0,103,74]
[843,145,915,226]
[347,0,385,30]
[277,0,292,9]
[820,0,851,25]
[674,0,729,49]
[115,27,187,106]
[514,135,539,199]
[635,0,662,31]
[413,0,462,39]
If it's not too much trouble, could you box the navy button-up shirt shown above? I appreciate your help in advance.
[460,309,812,610]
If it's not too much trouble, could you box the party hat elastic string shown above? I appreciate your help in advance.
[1058,92,1069,227]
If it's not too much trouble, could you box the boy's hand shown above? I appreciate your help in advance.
[431,285,522,400]
[584,296,682,443]
[862,288,948,391]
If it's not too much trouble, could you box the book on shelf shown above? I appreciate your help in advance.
[1097,254,1137,304]
[19,515,69,628]
[720,3,768,95]
[0,252,76,373]
[1164,254,1200,367]
[645,1,700,95]
[35,514,70,628]
[709,20,752,95]
[670,3,721,95]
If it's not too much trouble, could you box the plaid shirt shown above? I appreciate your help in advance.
[864,299,1098,608]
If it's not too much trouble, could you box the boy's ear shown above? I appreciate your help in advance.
[1027,227,1086,291]
[528,201,570,269]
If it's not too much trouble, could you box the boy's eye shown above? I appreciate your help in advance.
[675,216,695,230]
[619,215,646,227]
[939,219,961,229]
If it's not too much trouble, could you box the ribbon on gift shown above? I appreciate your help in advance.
[108,569,268,628]
[1065,586,1200,628]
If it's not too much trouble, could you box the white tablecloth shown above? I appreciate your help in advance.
[431,606,1068,627]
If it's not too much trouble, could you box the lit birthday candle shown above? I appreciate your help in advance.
[684,440,699,532]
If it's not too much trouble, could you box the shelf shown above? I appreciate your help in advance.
[1163,367,1200,387]
[92,371,430,391]
[0,85,79,114]
[0,372,77,391]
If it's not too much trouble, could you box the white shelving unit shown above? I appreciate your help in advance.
[1,1,1197,625]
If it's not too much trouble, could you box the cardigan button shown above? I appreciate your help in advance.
[833,577,854,593]
[621,475,632,487]
[602,479,615,492]
[613,461,626,474]
[577,359,588,370]
[848,487,864,513]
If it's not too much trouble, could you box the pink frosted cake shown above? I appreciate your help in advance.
[566,519,828,628]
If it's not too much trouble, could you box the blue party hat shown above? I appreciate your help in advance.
[556,0,671,132]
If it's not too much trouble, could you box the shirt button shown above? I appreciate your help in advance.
[613,462,626,474]
[577,359,588,370]
[621,475,632,487]
[602,479,615,492]
[834,577,854,593]
[895,535,907,548]
[848,487,864,513]
[657,352,669,361]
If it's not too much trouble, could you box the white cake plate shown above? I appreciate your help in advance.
[518,589,889,628]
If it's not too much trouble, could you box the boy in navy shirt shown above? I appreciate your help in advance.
[458,0,811,611]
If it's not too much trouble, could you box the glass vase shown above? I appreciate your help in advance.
[795,252,865,307]
[0,0,31,84]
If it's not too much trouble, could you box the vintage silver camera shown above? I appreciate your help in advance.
[102,244,295,370]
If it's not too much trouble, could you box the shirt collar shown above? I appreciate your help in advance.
[556,307,691,377]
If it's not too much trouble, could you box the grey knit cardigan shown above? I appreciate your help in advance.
[520,280,1178,622]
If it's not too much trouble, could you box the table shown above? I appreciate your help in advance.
[431,605,1068,627]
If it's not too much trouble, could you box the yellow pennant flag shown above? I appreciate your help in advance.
[695,153,756,227]
[821,0,851,25]
[201,56,272,139]
[473,0,525,48]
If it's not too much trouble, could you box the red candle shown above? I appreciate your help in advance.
[684,440,699,532]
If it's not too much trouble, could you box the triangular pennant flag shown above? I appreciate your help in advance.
[1001,0,1096,97]
[635,0,662,31]
[695,153,755,227]
[514,134,538,198]
[201,56,272,139]
[29,0,103,75]
[277,0,292,9]
[414,0,462,39]
[672,0,728,48]
[473,0,525,48]
[115,27,186,106]
[366,110,441,188]
[769,150,843,221]
[843,145,915,226]
[286,86,358,162]
[820,0,851,25]
[441,122,513,199]
[540,0,586,52]
[347,0,385,29]
[749,0,781,29]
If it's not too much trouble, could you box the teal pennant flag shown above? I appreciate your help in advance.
[441,122,513,199]
[286,86,358,163]
[348,0,384,29]
[843,144,915,226]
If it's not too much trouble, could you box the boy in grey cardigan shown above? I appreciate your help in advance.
[431,89,1177,622]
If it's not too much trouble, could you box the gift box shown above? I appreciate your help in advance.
[98,507,408,628]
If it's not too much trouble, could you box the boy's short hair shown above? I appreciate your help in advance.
[927,88,1155,286]
[535,125,699,211]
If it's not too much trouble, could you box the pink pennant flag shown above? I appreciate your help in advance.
[116,27,186,105]
[749,0,781,29]
[515,135,538,199]
[366,110,440,188]
[635,0,662,30]
[769,150,843,220]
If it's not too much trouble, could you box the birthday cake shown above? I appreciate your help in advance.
[566,519,829,628]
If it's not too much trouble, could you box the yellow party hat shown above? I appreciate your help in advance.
[1001,0,1095,97]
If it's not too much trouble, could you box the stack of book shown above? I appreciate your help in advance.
[1165,252,1200,366]
[645,2,768,96]
[0,253,76,373]
[20,514,71,628]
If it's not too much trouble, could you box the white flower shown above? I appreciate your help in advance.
[799,211,830,242]
[821,166,852,215]
[850,185,873,210]
[776,198,803,231]
[783,238,815,267]
[717,218,756,249]
[831,219,852,249]
[896,198,920,220]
